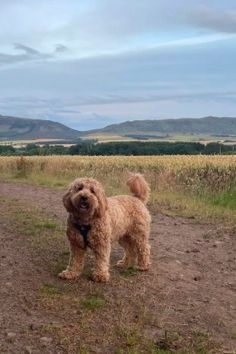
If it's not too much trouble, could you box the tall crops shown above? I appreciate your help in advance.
[0,155,235,196]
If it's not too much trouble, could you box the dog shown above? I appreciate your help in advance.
[59,173,151,282]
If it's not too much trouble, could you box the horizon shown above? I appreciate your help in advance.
[0,1,236,130]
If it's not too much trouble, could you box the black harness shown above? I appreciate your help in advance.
[72,222,91,249]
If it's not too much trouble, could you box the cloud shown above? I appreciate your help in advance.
[0,1,236,128]
[1,1,236,65]
[188,6,236,33]
[55,44,68,53]
[0,43,69,67]
[49,0,236,48]
[14,43,40,55]
[0,43,50,66]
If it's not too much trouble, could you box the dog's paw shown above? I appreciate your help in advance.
[92,272,110,283]
[137,264,150,271]
[116,260,126,268]
[58,270,79,280]
[116,259,135,269]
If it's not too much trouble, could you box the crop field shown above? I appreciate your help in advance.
[82,133,236,144]
[0,155,236,353]
[0,155,236,221]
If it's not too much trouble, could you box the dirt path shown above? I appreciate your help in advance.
[0,181,235,354]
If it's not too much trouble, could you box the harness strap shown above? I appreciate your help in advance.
[72,222,91,249]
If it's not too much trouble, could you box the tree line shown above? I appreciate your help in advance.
[0,141,235,156]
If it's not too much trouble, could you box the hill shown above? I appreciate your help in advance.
[0,115,81,140]
[87,116,236,136]
[1,115,236,141]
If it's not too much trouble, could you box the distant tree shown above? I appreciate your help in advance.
[0,145,16,155]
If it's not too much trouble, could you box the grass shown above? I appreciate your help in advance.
[124,330,141,347]
[149,329,220,354]
[0,156,234,353]
[0,155,235,224]
[40,323,70,347]
[83,134,137,142]
[117,326,150,352]
[209,189,236,210]
[80,296,106,310]
[115,327,216,354]
[34,220,58,230]
[0,195,64,251]
[0,195,224,354]
[153,190,236,224]
[40,283,61,296]
[83,133,236,143]
[77,345,90,354]
[121,267,139,277]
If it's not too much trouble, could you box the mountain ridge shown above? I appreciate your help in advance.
[86,116,236,136]
[0,115,81,139]
[1,115,236,140]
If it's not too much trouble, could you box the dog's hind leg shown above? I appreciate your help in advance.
[117,235,137,268]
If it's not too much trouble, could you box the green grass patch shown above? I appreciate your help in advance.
[34,220,58,230]
[78,344,90,354]
[154,350,178,354]
[209,189,236,210]
[80,296,106,310]
[121,267,139,277]
[152,190,236,224]
[40,283,61,296]
[50,256,68,276]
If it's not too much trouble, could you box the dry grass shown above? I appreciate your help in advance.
[0,155,236,222]
[0,155,235,189]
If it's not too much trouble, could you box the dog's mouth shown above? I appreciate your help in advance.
[79,199,90,211]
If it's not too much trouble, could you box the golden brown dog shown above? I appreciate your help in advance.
[59,173,151,282]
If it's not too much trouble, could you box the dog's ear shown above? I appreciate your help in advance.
[63,190,74,212]
[95,185,108,218]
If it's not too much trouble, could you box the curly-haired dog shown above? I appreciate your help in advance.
[59,174,151,282]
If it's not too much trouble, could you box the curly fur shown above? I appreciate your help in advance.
[59,174,151,282]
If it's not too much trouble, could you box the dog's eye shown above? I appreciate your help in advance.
[77,185,83,191]
[90,188,95,194]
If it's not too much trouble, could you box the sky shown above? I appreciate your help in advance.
[0,0,236,130]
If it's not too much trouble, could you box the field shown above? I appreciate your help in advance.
[2,132,236,147]
[82,133,236,144]
[0,155,236,353]
[0,155,236,221]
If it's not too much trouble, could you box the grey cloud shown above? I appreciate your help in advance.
[189,6,236,33]
[55,44,68,53]
[14,43,40,55]
[1,39,235,95]
[1,90,235,112]
[0,43,64,67]
[55,0,236,47]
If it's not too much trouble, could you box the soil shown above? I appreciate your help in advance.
[0,181,235,354]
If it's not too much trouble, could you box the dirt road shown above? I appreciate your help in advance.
[0,181,235,353]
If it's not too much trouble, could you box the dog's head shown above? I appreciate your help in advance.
[63,178,108,220]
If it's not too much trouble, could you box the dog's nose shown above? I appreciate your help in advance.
[81,196,88,201]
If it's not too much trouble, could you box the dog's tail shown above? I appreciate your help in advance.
[127,173,150,204]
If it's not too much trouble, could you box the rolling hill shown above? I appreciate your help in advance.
[1,115,236,141]
[0,115,81,140]
[87,117,236,136]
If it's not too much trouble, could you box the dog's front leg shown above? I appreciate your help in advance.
[59,242,86,280]
[92,242,111,282]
